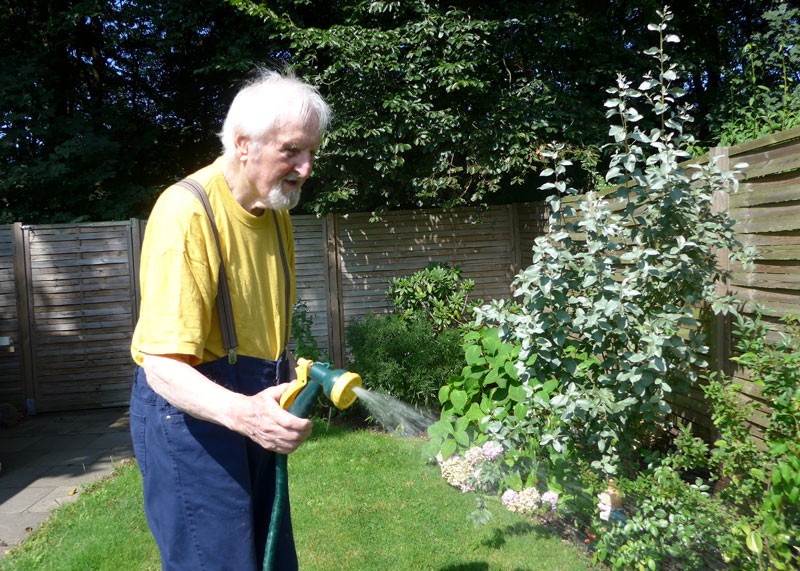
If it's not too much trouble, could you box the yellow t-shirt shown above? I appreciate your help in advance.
[130,158,296,366]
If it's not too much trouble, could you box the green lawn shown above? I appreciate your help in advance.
[2,423,594,571]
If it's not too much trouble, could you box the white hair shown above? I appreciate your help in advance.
[219,70,331,158]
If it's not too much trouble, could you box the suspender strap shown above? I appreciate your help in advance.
[270,210,292,352]
[176,178,239,364]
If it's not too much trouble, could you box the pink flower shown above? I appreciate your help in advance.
[481,441,504,461]
[541,490,559,510]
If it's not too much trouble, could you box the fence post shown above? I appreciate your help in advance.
[128,218,143,327]
[12,223,36,415]
[509,204,522,278]
[709,146,733,378]
[324,213,345,367]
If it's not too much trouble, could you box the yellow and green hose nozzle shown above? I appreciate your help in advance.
[267,360,362,571]
[279,358,362,418]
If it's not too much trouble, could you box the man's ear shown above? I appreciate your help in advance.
[234,133,251,161]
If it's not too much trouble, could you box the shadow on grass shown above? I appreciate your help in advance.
[438,564,533,571]
[435,523,567,571]
[479,521,557,549]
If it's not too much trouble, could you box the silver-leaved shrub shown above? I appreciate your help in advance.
[430,8,752,481]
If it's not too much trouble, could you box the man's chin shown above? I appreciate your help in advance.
[266,187,301,211]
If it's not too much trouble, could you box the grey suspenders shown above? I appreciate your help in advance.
[175,177,291,365]
[176,178,239,364]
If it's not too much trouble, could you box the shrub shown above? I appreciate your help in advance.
[345,312,462,408]
[701,312,800,570]
[437,7,749,479]
[387,262,478,332]
[594,466,739,571]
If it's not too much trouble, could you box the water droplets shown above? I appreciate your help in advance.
[352,387,437,437]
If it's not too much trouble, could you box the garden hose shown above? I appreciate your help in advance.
[263,359,362,571]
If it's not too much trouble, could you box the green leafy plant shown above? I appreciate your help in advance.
[387,262,478,332]
[594,466,739,570]
[426,327,535,460]
[291,301,329,362]
[716,312,800,569]
[345,312,462,408]
[702,373,767,509]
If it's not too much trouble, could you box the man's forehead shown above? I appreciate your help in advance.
[265,114,321,144]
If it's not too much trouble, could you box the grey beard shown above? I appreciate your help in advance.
[265,182,301,211]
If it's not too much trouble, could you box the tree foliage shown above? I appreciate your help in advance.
[1,0,797,222]
[0,0,273,223]
[229,0,647,214]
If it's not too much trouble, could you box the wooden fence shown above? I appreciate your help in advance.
[0,203,548,414]
[1,127,797,417]
[689,127,800,437]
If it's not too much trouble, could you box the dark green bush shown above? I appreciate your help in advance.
[345,312,463,408]
[387,262,478,332]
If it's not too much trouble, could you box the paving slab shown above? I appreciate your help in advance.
[0,407,133,560]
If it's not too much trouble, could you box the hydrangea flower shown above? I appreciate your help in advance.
[436,453,476,492]
[541,490,559,511]
[501,487,541,515]
[501,489,519,507]
[464,446,484,465]
[481,441,504,461]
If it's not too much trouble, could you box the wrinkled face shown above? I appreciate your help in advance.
[234,113,321,215]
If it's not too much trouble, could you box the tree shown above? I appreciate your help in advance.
[0,0,274,223]
[227,0,800,215]
[2,1,795,222]
[229,0,640,214]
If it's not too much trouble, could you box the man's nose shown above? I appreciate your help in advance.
[294,152,315,178]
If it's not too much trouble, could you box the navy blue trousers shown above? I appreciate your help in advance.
[130,356,298,571]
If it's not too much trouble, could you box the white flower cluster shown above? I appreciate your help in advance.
[501,487,542,515]
[437,452,477,492]
[436,441,504,493]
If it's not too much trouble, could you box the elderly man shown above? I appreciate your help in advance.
[129,71,331,571]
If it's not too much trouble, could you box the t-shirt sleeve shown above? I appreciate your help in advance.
[133,186,219,364]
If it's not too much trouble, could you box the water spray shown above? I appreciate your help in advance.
[264,358,362,571]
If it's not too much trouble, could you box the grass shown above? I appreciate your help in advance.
[0,459,158,571]
[1,422,594,571]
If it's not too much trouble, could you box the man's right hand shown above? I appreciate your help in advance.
[140,354,313,454]
[235,384,313,454]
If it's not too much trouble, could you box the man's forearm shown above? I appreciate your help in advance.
[140,353,249,429]
[139,353,313,454]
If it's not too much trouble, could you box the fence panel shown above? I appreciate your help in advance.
[0,226,24,410]
[291,214,331,358]
[335,206,519,334]
[722,128,800,436]
[23,222,138,412]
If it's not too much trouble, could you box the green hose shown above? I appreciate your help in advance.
[264,453,289,571]
[264,381,321,571]
[264,360,361,570]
